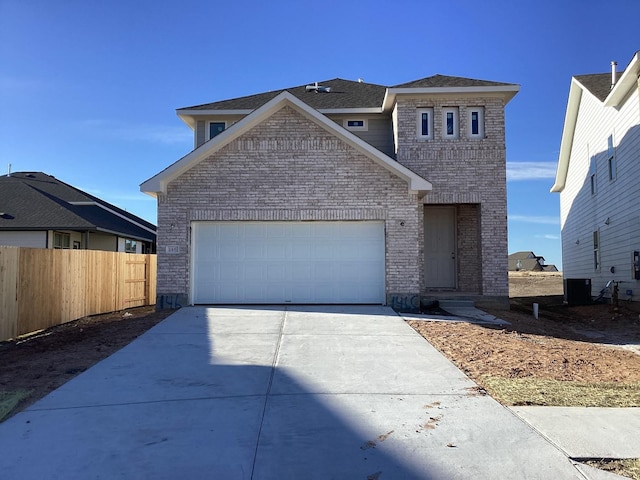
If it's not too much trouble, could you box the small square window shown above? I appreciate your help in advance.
[53,232,70,249]
[209,122,226,140]
[417,108,433,139]
[125,239,138,253]
[442,107,459,139]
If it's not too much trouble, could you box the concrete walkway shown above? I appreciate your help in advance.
[0,306,629,479]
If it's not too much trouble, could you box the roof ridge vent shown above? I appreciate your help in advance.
[305,82,331,93]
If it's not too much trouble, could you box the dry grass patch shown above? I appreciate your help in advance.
[584,458,640,480]
[481,377,640,407]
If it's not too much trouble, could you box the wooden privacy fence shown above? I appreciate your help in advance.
[0,247,157,341]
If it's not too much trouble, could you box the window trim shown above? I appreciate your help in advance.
[124,238,138,254]
[416,108,434,140]
[53,231,71,249]
[343,119,368,131]
[442,107,459,139]
[207,121,226,141]
[467,107,485,139]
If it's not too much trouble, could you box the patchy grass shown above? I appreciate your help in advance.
[481,377,640,407]
[584,458,640,480]
[0,390,32,422]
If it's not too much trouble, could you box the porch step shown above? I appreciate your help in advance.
[438,299,475,310]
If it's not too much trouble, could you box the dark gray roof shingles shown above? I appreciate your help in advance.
[179,75,518,112]
[574,72,622,102]
[0,172,155,241]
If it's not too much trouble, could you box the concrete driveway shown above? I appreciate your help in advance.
[0,306,593,479]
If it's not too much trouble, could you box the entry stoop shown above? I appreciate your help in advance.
[438,299,475,310]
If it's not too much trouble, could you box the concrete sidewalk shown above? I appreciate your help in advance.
[0,306,628,479]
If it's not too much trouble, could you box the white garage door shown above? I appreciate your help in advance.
[192,221,385,304]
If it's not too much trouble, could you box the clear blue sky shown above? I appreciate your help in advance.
[2,0,639,270]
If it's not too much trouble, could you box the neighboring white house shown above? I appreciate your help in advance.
[552,51,640,300]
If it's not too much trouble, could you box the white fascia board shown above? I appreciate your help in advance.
[142,91,431,197]
[605,52,640,107]
[551,79,583,193]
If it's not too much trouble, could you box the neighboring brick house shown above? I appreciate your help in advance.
[552,51,640,300]
[1,171,156,253]
[141,76,519,309]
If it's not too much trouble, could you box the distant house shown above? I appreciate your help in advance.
[551,51,640,298]
[0,172,156,253]
[141,75,519,307]
[508,251,558,272]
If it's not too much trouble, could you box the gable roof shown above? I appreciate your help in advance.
[142,91,432,197]
[0,172,156,242]
[552,51,640,192]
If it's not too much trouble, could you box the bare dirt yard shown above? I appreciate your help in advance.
[410,272,640,403]
[0,307,172,421]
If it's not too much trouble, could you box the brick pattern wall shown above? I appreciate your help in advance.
[395,95,509,296]
[157,106,422,301]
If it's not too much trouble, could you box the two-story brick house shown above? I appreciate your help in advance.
[552,51,640,301]
[141,75,519,309]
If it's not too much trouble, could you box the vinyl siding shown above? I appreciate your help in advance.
[560,86,640,295]
[328,115,395,157]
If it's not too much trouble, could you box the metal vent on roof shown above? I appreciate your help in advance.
[305,82,331,93]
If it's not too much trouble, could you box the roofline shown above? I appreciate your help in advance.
[553,52,640,193]
[551,79,583,193]
[604,51,640,107]
[177,107,385,128]
[68,201,157,235]
[142,91,432,197]
[382,85,520,111]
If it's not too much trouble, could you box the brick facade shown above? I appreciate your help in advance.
[394,95,509,297]
[157,106,423,303]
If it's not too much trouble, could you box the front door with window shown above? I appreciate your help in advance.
[424,207,456,288]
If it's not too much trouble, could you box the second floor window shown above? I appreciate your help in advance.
[468,107,484,138]
[589,157,597,195]
[607,134,616,181]
[209,122,226,140]
[417,108,434,139]
[442,107,459,139]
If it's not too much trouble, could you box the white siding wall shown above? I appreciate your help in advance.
[0,231,46,248]
[560,87,640,296]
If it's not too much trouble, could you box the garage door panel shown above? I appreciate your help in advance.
[192,221,384,304]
